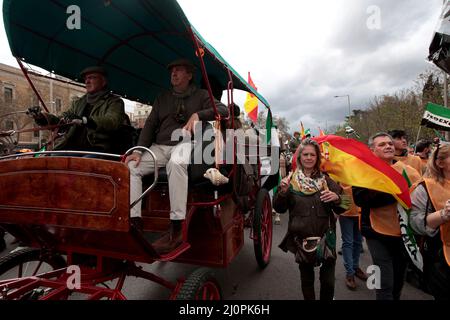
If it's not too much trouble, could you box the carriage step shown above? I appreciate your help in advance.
[134,230,191,260]
[157,243,191,261]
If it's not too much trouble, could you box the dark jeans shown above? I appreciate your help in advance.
[425,253,450,300]
[366,237,407,300]
[299,259,336,300]
[339,216,362,276]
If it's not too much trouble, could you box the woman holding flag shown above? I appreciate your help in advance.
[410,142,450,300]
[273,138,348,300]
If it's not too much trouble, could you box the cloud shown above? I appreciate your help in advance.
[248,0,444,134]
[0,0,445,137]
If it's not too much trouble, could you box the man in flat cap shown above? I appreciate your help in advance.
[28,66,130,153]
[125,58,228,254]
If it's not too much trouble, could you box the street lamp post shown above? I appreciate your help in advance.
[334,94,351,120]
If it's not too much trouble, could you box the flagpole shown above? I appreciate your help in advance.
[445,73,448,108]
[414,125,422,153]
[445,72,450,141]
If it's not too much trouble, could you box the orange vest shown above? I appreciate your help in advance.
[394,154,423,176]
[420,158,428,175]
[369,161,419,237]
[370,204,400,237]
[424,178,450,267]
[341,184,359,218]
[391,161,421,191]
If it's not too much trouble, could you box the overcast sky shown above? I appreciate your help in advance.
[0,0,445,135]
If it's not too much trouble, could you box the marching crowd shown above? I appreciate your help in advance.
[275,129,449,300]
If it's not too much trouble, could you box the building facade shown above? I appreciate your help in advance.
[0,63,86,151]
[132,102,152,128]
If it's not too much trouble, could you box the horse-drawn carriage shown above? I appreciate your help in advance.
[0,0,277,300]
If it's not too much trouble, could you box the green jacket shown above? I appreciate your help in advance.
[48,92,127,152]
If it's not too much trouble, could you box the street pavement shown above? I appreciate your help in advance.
[0,213,433,300]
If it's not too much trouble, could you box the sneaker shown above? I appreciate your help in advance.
[355,267,368,281]
[345,275,357,290]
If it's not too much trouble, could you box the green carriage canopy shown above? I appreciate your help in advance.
[421,102,450,131]
[3,0,270,108]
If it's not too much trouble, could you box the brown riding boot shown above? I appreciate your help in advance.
[355,267,368,281]
[153,220,183,254]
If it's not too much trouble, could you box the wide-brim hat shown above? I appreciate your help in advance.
[166,58,196,73]
[80,66,107,78]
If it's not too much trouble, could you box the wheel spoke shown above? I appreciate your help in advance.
[32,261,44,276]
[253,190,272,268]
[262,196,272,260]
[197,283,217,300]
[18,263,23,278]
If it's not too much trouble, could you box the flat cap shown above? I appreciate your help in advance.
[80,66,107,78]
[167,58,196,73]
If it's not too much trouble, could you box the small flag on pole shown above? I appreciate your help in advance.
[300,122,306,139]
[244,72,258,123]
[319,127,326,136]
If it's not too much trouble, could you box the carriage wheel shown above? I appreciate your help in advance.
[176,268,222,300]
[0,247,66,280]
[253,188,273,269]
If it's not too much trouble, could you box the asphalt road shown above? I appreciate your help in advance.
[0,213,433,300]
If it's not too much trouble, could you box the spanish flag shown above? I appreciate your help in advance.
[244,72,258,123]
[292,135,411,209]
[300,122,306,139]
[318,127,326,136]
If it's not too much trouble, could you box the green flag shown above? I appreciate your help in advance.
[399,167,423,271]
[402,169,412,188]
[433,129,447,141]
[265,109,273,145]
[421,103,450,131]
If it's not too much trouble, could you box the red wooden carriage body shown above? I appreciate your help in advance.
[0,0,275,300]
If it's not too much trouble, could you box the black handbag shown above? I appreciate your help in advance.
[294,216,337,266]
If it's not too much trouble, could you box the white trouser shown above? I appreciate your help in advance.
[128,142,192,220]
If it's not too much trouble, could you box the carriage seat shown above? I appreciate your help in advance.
[141,147,232,190]
[141,163,232,190]
[141,122,233,191]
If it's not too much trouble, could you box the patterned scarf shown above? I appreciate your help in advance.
[289,169,327,195]
[171,84,197,124]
